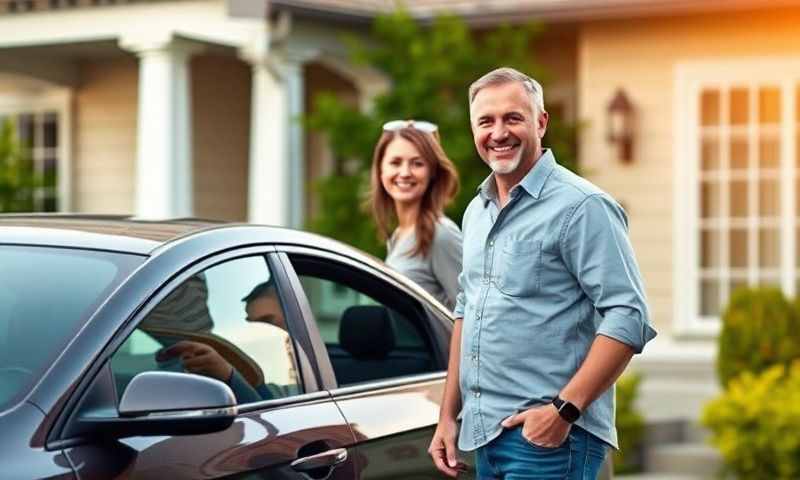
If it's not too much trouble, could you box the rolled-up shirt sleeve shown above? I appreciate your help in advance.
[453,269,466,319]
[560,194,657,353]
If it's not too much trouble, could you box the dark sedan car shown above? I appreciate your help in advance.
[0,215,471,480]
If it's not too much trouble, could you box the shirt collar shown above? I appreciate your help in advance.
[477,148,557,206]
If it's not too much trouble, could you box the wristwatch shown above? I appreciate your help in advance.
[552,395,581,423]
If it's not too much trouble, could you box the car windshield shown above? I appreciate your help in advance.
[0,245,143,411]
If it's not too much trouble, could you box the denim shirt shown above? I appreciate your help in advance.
[453,149,657,451]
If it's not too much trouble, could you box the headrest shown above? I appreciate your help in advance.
[339,306,395,360]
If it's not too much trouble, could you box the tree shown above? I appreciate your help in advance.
[306,11,577,256]
[0,119,38,213]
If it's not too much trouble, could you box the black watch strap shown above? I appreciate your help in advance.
[552,395,581,423]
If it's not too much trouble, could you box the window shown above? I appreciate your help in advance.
[676,60,800,333]
[0,246,142,411]
[110,256,301,405]
[0,111,62,211]
[291,255,437,386]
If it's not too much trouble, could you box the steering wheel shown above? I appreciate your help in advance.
[143,327,265,388]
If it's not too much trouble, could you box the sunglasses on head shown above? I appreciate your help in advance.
[382,120,438,134]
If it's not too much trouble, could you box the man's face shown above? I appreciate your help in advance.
[470,81,548,179]
[245,292,287,331]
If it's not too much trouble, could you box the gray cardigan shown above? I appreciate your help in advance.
[385,217,463,311]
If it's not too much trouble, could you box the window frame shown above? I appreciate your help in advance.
[0,87,72,212]
[675,58,800,336]
[275,246,451,391]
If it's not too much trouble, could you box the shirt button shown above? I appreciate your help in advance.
[475,391,481,398]
[472,354,478,362]
[489,240,494,247]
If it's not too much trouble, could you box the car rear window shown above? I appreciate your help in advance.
[0,245,143,411]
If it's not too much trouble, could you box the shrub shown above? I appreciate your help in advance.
[716,287,800,387]
[702,363,800,479]
[613,373,645,474]
[0,119,38,212]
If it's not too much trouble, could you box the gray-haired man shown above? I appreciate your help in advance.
[428,67,657,479]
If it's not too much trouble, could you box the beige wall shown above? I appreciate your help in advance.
[73,57,137,213]
[534,25,579,121]
[577,7,800,335]
[191,53,250,221]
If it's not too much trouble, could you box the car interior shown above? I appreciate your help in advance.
[290,255,441,387]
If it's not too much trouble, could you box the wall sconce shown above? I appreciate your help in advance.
[607,89,634,163]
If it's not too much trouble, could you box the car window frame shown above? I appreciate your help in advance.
[106,249,322,405]
[275,245,450,391]
[51,246,328,447]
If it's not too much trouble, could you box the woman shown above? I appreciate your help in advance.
[369,120,462,310]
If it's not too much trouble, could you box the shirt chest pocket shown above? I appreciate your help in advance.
[495,237,542,297]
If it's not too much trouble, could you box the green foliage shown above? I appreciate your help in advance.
[306,10,578,256]
[716,287,800,388]
[0,120,38,212]
[613,373,645,474]
[702,363,800,479]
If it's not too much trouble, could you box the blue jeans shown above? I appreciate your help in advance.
[475,425,609,480]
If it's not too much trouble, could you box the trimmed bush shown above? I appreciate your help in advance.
[613,373,645,474]
[716,287,800,387]
[702,363,800,479]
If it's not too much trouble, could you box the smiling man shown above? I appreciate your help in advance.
[428,67,657,479]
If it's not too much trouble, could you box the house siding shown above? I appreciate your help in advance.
[191,54,251,221]
[577,7,800,336]
[73,57,138,214]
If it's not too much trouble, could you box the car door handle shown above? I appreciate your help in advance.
[290,448,348,472]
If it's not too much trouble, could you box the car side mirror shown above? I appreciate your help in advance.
[78,371,237,438]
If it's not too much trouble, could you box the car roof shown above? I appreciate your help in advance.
[0,214,234,255]
[0,214,386,266]
[0,213,439,304]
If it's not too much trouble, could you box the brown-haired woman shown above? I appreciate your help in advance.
[369,120,463,310]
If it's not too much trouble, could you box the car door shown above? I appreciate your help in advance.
[60,250,358,480]
[277,248,477,480]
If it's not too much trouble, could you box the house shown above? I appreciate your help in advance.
[3,0,800,471]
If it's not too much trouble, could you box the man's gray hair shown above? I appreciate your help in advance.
[468,67,545,114]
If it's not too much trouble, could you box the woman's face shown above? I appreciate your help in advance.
[380,137,432,206]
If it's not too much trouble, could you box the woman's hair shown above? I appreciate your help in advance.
[368,127,459,257]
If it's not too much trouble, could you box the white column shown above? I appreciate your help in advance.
[241,47,311,227]
[121,36,201,219]
[245,55,290,226]
[284,59,305,228]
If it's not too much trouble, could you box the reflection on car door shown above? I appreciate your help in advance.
[279,248,475,479]
[65,397,359,480]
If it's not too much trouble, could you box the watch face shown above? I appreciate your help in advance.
[554,397,581,423]
[560,403,580,423]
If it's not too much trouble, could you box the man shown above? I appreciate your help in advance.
[428,67,657,479]
[242,280,288,330]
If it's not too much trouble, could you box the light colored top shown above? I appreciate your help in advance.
[386,217,463,311]
[453,149,657,452]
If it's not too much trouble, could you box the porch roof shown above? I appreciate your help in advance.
[270,0,800,24]
[4,0,800,23]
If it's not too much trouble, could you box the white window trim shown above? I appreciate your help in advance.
[0,88,72,212]
[674,58,800,337]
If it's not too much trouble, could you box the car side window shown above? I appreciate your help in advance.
[110,255,302,405]
[290,255,437,386]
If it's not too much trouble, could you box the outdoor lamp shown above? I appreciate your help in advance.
[606,88,634,163]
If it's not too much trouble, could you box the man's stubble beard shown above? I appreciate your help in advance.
[487,148,523,175]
